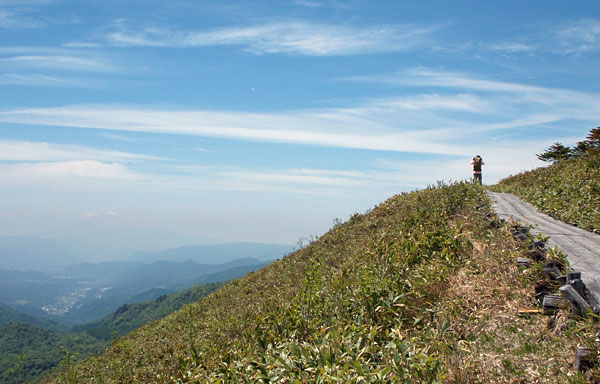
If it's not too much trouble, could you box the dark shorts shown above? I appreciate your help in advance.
[473,173,482,182]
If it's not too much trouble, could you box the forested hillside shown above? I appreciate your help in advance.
[45,182,596,383]
[1,283,222,384]
[73,282,224,340]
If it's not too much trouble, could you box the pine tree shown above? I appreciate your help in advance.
[536,142,571,163]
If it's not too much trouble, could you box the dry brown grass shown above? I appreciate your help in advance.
[439,221,591,383]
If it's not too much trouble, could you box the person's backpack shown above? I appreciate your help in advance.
[473,156,482,171]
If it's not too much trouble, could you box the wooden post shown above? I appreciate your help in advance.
[568,270,582,282]
[527,241,546,261]
[568,278,586,297]
[542,294,563,315]
[575,347,595,371]
[559,285,592,317]
[516,257,533,267]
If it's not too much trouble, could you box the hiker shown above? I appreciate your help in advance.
[471,155,484,183]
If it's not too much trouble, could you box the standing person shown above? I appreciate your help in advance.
[471,155,484,183]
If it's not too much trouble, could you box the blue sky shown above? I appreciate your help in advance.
[1,1,599,258]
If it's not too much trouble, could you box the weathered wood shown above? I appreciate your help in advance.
[535,280,555,302]
[527,241,546,261]
[567,270,582,282]
[543,261,565,280]
[542,294,564,315]
[543,266,562,280]
[518,308,543,316]
[575,347,595,371]
[510,225,530,241]
[514,233,530,242]
[568,278,586,297]
[559,285,592,316]
[516,257,533,267]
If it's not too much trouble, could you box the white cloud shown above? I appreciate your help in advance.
[370,93,488,112]
[0,73,88,87]
[106,20,440,56]
[488,42,537,53]
[0,70,597,184]
[0,104,475,155]
[0,55,117,72]
[0,140,161,162]
[0,160,143,184]
[556,19,600,53]
[0,9,45,29]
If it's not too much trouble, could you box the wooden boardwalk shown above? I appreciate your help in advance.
[486,191,600,305]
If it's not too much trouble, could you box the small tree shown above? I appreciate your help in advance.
[571,140,593,157]
[586,126,600,150]
[536,142,571,163]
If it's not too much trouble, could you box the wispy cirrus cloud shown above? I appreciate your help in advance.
[0,140,162,162]
[105,20,442,56]
[0,70,597,165]
[0,9,45,29]
[556,19,600,53]
[0,54,118,72]
[488,42,537,53]
[0,104,476,155]
[0,73,89,87]
[344,68,600,118]
[0,160,142,183]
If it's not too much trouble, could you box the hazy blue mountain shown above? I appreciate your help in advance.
[0,251,273,326]
[58,261,142,283]
[127,288,173,303]
[56,259,269,325]
[0,236,80,269]
[130,242,291,264]
[183,263,269,291]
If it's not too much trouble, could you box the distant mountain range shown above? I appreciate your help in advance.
[0,256,273,325]
[130,242,292,264]
[0,237,292,270]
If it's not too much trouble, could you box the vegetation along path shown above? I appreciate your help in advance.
[487,191,600,305]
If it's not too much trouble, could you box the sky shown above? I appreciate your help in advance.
[1,1,599,258]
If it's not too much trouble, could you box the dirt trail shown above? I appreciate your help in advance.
[486,191,600,304]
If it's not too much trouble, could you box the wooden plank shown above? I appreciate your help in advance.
[542,294,564,315]
[559,285,592,317]
[518,308,543,316]
[576,347,595,371]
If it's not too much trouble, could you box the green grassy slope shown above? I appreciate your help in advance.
[493,151,600,232]
[45,182,595,383]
